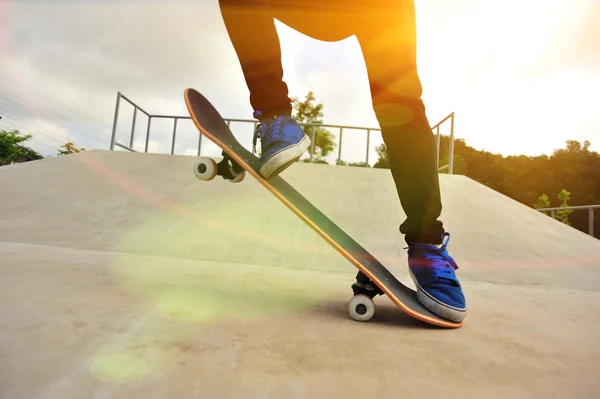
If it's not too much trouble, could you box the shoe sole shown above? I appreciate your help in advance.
[409,270,468,323]
[259,135,311,178]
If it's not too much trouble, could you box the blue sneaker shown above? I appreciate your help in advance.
[407,232,467,322]
[252,110,311,178]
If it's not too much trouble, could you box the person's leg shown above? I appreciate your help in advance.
[218,0,291,116]
[355,0,467,322]
[221,0,442,240]
[218,0,310,178]
[220,0,466,321]
[355,1,443,244]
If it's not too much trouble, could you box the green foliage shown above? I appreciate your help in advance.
[452,154,468,174]
[533,193,551,215]
[373,133,600,237]
[0,129,44,165]
[1,129,85,166]
[373,143,390,169]
[455,138,599,236]
[301,158,329,164]
[291,91,336,163]
[336,160,369,167]
[555,189,574,226]
[438,154,468,175]
[58,142,85,156]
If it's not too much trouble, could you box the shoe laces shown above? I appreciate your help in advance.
[406,232,458,281]
[252,110,284,153]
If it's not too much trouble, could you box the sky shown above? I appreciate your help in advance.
[1,0,599,165]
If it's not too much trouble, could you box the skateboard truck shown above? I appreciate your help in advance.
[351,271,384,297]
[349,271,384,322]
[216,151,245,181]
[192,151,246,183]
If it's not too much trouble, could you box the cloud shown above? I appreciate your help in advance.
[1,0,599,160]
[2,1,257,156]
[5,2,235,89]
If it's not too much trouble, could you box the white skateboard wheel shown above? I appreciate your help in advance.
[348,294,375,322]
[229,170,245,183]
[193,157,217,181]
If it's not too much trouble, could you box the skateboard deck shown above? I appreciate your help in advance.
[184,88,463,329]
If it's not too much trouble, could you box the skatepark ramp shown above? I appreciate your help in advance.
[2,150,598,286]
[2,150,600,398]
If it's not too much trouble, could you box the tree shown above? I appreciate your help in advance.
[449,154,468,174]
[336,160,369,167]
[370,133,599,237]
[58,142,85,156]
[533,193,551,215]
[373,143,390,169]
[0,129,43,166]
[291,91,336,162]
[555,189,574,226]
[372,140,467,174]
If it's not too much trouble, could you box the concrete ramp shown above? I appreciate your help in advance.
[2,150,600,398]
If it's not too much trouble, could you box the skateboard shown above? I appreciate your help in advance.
[184,88,463,329]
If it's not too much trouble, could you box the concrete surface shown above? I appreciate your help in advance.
[1,150,600,398]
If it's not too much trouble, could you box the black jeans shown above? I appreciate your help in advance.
[219,0,445,244]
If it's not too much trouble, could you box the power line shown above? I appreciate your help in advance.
[0,106,75,144]
[0,71,117,131]
[0,90,111,147]
[0,73,115,147]
[0,107,69,153]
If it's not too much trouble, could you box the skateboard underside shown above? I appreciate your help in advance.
[184,88,462,329]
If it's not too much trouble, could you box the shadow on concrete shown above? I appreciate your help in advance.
[310,299,446,330]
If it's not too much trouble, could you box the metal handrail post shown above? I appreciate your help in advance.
[365,129,371,165]
[310,125,316,163]
[435,125,441,168]
[129,107,137,149]
[338,127,344,164]
[144,117,152,153]
[448,112,455,174]
[109,92,122,150]
[170,118,179,155]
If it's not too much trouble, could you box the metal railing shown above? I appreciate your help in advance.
[535,205,599,236]
[109,92,456,172]
[432,112,455,174]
